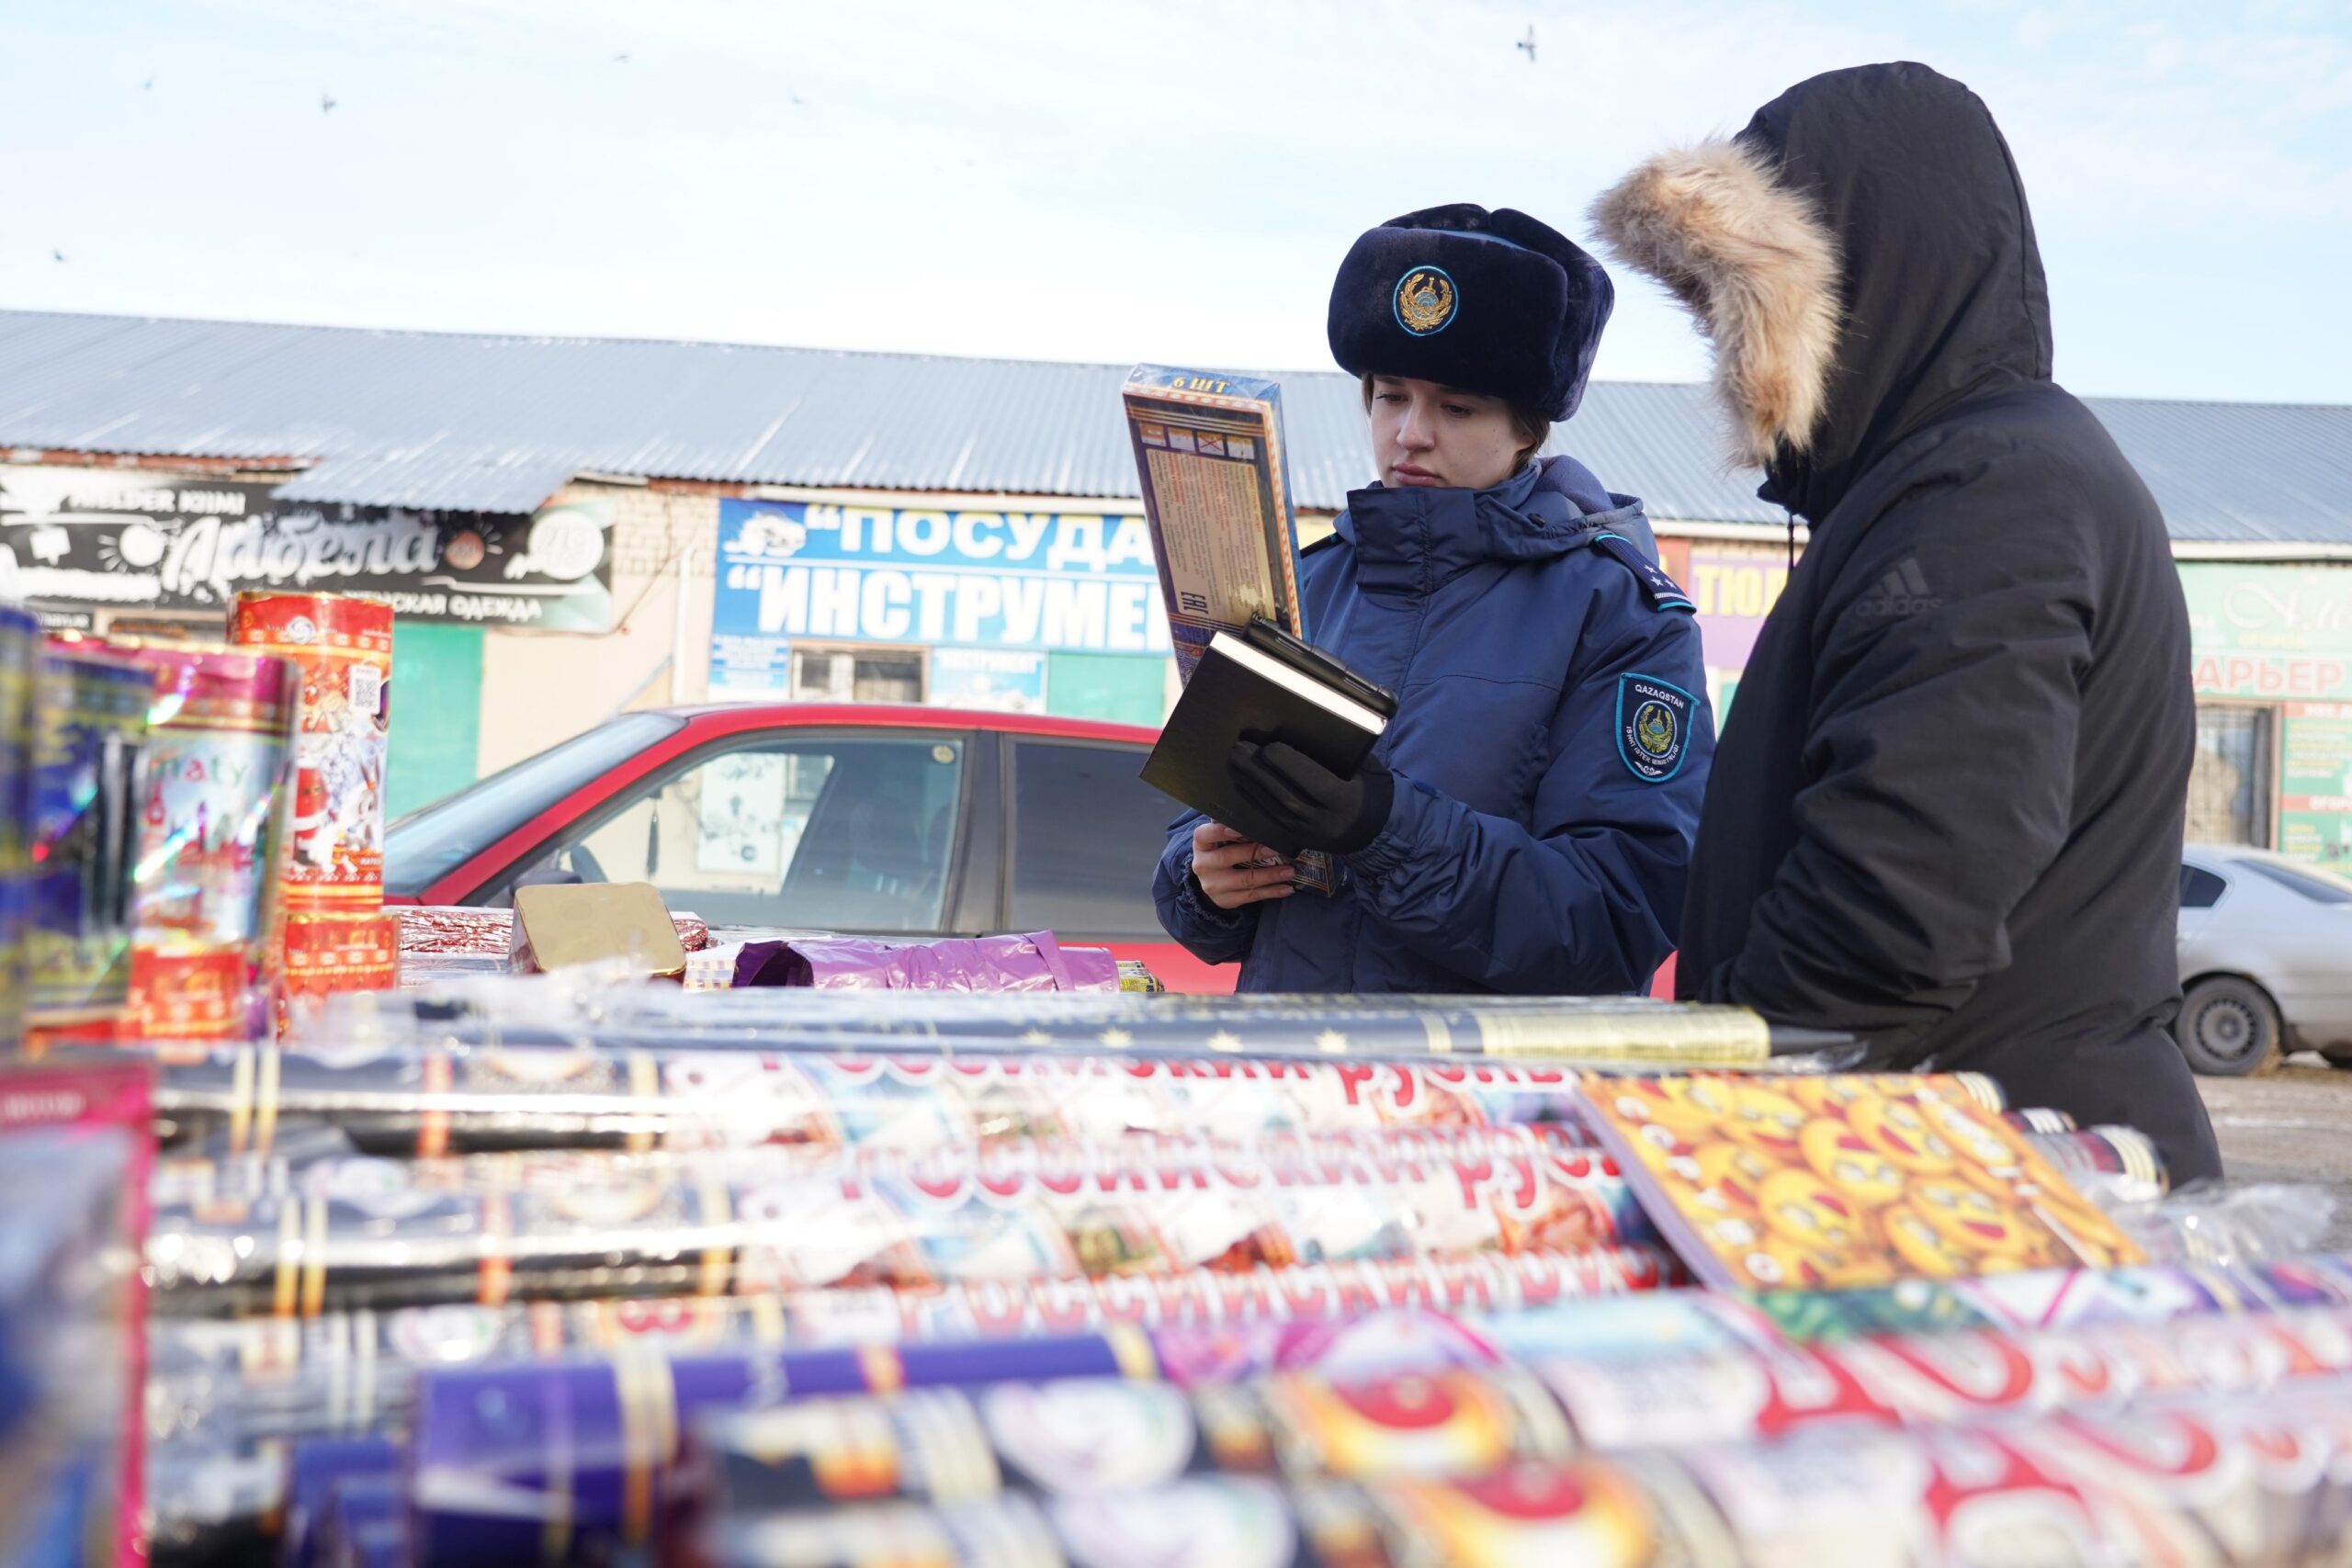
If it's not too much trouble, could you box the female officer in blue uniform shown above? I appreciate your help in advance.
[1153,204,1713,995]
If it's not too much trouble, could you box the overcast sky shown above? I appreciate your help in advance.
[6,0,2348,402]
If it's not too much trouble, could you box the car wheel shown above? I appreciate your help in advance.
[2175,976,2284,1077]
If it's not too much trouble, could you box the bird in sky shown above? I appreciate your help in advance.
[321,92,337,113]
[51,249,65,264]
[612,52,628,62]
[142,75,154,90]
[1517,25,1536,62]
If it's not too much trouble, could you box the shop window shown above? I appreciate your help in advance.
[791,646,923,704]
[1008,740,1175,939]
[2187,705,2272,847]
[504,732,965,931]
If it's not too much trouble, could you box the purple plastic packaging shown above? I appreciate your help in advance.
[732,931,1118,992]
[409,1332,1157,1567]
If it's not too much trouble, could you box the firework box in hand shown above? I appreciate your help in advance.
[1575,1072,2145,1290]
[1122,367,1307,677]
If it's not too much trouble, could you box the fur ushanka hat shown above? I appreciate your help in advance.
[1327,203,1615,422]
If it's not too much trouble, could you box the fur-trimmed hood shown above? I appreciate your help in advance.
[1591,62,2052,523]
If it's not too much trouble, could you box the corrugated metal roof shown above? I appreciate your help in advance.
[0,310,2342,545]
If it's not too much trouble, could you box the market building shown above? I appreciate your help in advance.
[2,310,2348,861]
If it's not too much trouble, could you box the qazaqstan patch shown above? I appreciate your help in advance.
[1616,673,1694,784]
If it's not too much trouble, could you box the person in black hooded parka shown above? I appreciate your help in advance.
[1592,62,2223,1182]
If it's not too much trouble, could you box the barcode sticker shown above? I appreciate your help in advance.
[348,664,385,716]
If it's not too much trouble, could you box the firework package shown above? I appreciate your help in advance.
[123,645,300,1043]
[1578,1073,2152,1289]
[229,592,399,1013]
[404,1303,2352,1566]
[367,987,1804,1065]
[141,1249,2352,1453]
[0,604,35,1048]
[143,1253,2352,1564]
[151,1045,1605,1158]
[141,1123,1659,1317]
[0,1058,156,1568]
[675,1302,2352,1512]
[26,640,151,1037]
[681,1380,2352,1568]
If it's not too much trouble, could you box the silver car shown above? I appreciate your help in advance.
[2176,843,2352,1076]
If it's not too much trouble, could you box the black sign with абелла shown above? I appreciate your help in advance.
[0,468,617,630]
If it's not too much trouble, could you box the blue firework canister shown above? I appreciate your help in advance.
[27,640,153,1032]
[409,1332,1159,1568]
[0,605,38,1048]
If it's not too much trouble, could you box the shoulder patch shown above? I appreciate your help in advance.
[1592,532,1695,612]
[1616,673,1695,784]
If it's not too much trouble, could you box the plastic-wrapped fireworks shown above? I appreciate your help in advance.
[140,1251,2352,1461]
[671,1301,2352,1517]
[320,985,1795,1066]
[684,1380,2352,1568]
[27,640,151,1036]
[153,1046,1590,1158]
[125,645,300,1043]
[142,1123,1657,1317]
[405,1307,2352,1567]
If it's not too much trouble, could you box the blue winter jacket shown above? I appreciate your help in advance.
[1152,455,1713,994]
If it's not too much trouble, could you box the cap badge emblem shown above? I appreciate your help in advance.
[1393,267,1456,335]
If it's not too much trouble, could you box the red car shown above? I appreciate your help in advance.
[383,704,1239,993]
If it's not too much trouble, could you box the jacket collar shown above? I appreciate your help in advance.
[1336,456,1637,596]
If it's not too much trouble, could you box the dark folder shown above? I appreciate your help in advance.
[1141,619,1396,857]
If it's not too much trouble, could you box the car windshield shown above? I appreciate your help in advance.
[2243,858,2352,907]
[385,713,684,897]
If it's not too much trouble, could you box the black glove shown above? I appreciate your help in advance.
[1227,740,1394,857]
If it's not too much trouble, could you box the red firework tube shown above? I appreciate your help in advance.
[228,592,390,915]
[280,913,400,998]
